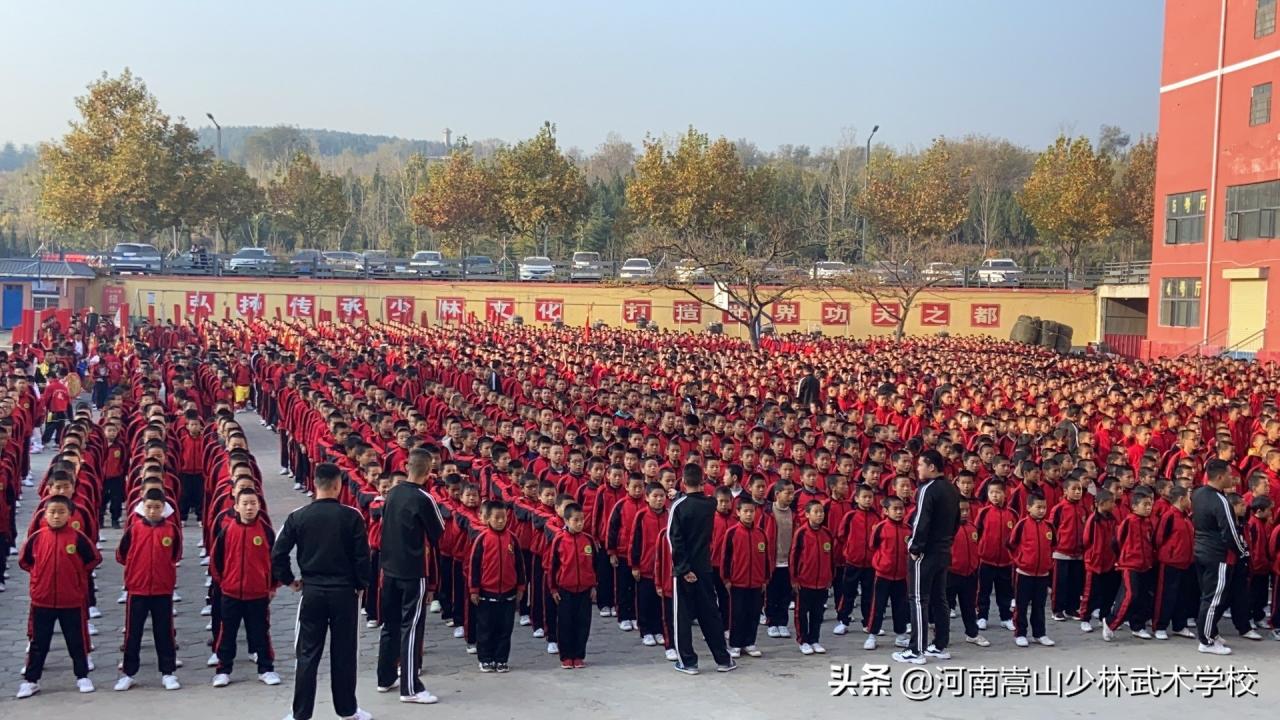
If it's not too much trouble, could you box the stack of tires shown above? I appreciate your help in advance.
[1009,314,1073,354]
[1010,315,1041,345]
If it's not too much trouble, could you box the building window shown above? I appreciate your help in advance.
[30,294,59,311]
[1159,277,1201,327]
[1164,190,1207,245]
[1251,82,1272,126]
[1226,180,1280,241]
[1259,0,1277,37]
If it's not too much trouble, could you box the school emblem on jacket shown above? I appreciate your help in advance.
[1045,530,1053,541]
[507,542,515,554]
[72,520,81,530]
[583,544,593,555]
[114,449,122,458]
[822,542,832,552]
[162,536,173,547]
[757,542,766,552]
[970,531,978,541]
[253,535,264,546]
[1006,520,1014,529]
[65,543,76,554]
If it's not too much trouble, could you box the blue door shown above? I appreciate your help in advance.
[2,284,23,329]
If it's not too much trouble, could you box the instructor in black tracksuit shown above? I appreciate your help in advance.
[668,463,734,674]
[899,449,960,663]
[1192,459,1249,655]
[376,448,445,703]
[271,462,371,720]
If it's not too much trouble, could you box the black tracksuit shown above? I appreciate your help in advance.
[906,477,960,653]
[667,491,730,669]
[1191,485,1249,645]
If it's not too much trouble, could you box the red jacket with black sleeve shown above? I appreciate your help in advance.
[20,523,101,608]
[1009,516,1053,576]
[468,526,524,597]
[838,506,877,568]
[547,529,594,594]
[721,520,769,588]
[950,519,980,576]
[591,483,627,542]
[175,427,204,475]
[1047,499,1086,558]
[1114,513,1155,572]
[1082,510,1118,573]
[1246,515,1272,576]
[116,515,182,595]
[973,503,1017,566]
[1156,510,1194,570]
[628,506,667,579]
[606,495,645,561]
[211,515,276,600]
[789,523,835,589]
[711,509,733,571]
[653,528,674,596]
[870,518,909,581]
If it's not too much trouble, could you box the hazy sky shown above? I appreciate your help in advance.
[1,0,1164,152]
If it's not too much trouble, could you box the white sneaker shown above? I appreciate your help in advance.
[162,675,181,691]
[655,633,665,645]
[1154,630,1169,640]
[279,468,290,476]
[113,675,135,691]
[259,672,281,686]
[205,577,212,588]
[965,635,990,647]
[532,628,545,639]
[1014,636,1030,647]
[212,674,230,687]
[199,557,209,566]
[87,655,95,671]
[925,644,950,659]
[1243,629,1264,640]
[465,645,476,655]
[977,618,988,630]
[618,620,633,632]
[1037,636,1055,647]
[430,600,442,613]
[117,591,128,604]
[1080,621,1093,633]
[642,634,656,646]
[599,607,610,617]
[1132,629,1153,640]
[1177,628,1197,639]
[452,626,464,639]
[664,648,678,661]
[201,605,212,616]
[519,615,531,626]
[759,613,767,625]
[811,642,826,654]
[15,681,39,699]
[728,646,741,658]
[77,678,95,693]
[366,620,379,628]
[205,622,213,631]
[799,643,814,655]
[207,653,220,667]
[546,642,558,654]
[778,626,791,638]
[1102,624,1115,641]
[894,634,910,648]
[766,626,781,638]
[1199,641,1232,655]
[1001,620,1015,632]
[399,690,439,704]
[22,478,34,487]
[833,622,848,635]
[346,709,373,720]
[744,645,762,657]
[89,606,102,619]
[863,634,877,650]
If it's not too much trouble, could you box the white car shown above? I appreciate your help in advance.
[976,258,1023,286]
[811,261,850,279]
[569,252,603,282]
[226,247,275,271]
[518,256,556,281]
[922,262,964,285]
[673,259,706,283]
[618,257,654,281]
[410,250,444,276]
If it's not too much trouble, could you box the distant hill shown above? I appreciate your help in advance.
[195,125,451,166]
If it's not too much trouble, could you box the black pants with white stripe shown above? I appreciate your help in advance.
[1196,560,1229,645]
[377,575,426,696]
[674,569,730,669]
[908,554,950,653]
[293,586,359,720]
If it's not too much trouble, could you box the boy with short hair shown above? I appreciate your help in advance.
[114,489,184,691]
[470,500,525,672]
[1105,487,1156,641]
[1079,490,1120,633]
[764,480,796,638]
[834,483,877,635]
[864,496,909,651]
[973,480,1016,631]
[630,484,668,648]
[949,499,988,647]
[1009,494,1055,647]
[548,503,593,669]
[1153,485,1195,640]
[790,501,835,655]
[1047,477,1087,621]
[210,488,279,687]
[722,501,768,658]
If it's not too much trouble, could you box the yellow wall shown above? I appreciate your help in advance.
[92,277,1099,343]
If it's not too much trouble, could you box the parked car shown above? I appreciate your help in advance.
[673,258,706,283]
[227,247,276,271]
[290,249,327,274]
[618,257,654,281]
[569,251,603,282]
[362,250,391,274]
[811,260,851,279]
[922,262,965,285]
[518,256,556,281]
[322,251,363,272]
[976,258,1023,286]
[409,250,444,276]
[461,255,498,278]
[109,243,163,273]
[867,260,913,285]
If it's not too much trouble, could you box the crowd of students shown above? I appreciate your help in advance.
[6,316,1280,710]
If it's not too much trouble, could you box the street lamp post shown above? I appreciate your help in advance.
[206,113,221,160]
[861,124,879,263]
[206,113,223,256]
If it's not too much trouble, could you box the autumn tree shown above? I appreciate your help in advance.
[1112,135,1157,262]
[202,161,265,251]
[1018,135,1115,271]
[627,126,814,348]
[409,149,503,276]
[494,123,588,257]
[950,135,1034,255]
[266,151,349,250]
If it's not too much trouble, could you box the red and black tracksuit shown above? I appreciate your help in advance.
[589,482,626,612]
[175,427,206,522]
[468,526,525,665]
[117,512,182,677]
[1108,512,1155,632]
[948,518,981,639]
[210,515,276,675]
[19,523,101,682]
[836,506,877,627]
[1048,498,1087,617]
[99,437,128,528]
[1245,515,1272,626]
[1009,515,1053,639]
[868,518,909,636]
[721,520,769,649]
[974,503,1017,623]
[1268,523,1280,629]
[789,523,835,645]
[629,506,667,636]
[1153,509,1195,633]
[1079,509,1119,622]
[605,494,645,624]
[548,529,594,662]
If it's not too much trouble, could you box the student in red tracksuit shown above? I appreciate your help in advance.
[175,411,206,523]
[1106,488,1156,639]
[1245,497,1273,628]
[652,525,677,659]
[1079,490,1120,633]
[1267,508,1280,636]
[1047,477,1087,620]
[605,476,646,631]
[710,487,734,631]
[115,489,183,691]
[949,498,988,646]
[864,496,909,650]
[210,489,278,686]
[1009,494,1054,647]
[789,501,835,654]
[721,500,769,658]
[835,484,877,634]
[823,475,853,620]
[469,500,526,672]
[1153,486,1196,639]
[99,421,129,529]
[16,496,102,698]
[548,503,593,668]
[589,464,626,616]
[629,484,668,647]
[973,480,1016,630]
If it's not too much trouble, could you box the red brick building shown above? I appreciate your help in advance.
[1148,0,1280,359]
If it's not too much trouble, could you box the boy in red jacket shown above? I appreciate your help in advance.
[864,496,909,650]
[210,489,278,687]
[973,480,1016,631]
[548,503,592,669]
[115,489,183,691]
[469,500,526,672]
[605,475,645,631]
[1047,477,1087,621]
[16,496,102,699]
[790,501,835,655]
[175,410,207,524]
[1009,494,1055,647]
[629,483,668,648]
[834,484,876,635]
[1245,496,1273,630]
[1105,487,1156,640]
[1078,490,1120,634]
[722,500,768,658]
[1152,486,1196,640]
[949,498,988,647]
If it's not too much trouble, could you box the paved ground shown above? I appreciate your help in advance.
[1,411,1277,719]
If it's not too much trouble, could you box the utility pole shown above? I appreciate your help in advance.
[206,112,223,256]
[206,113,221,159]
[861,124,879,263]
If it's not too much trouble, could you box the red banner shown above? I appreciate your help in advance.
[336,296,367,323]
[235,293,265,319]
[970,303,1001,327]
[101,286,125,315]
[286,294,315,318]
[436,297,465,323]
[384,296,415,324]
[820,301,850,326]
[485,297,516,323]
[920,302,951,327]
[771,301,800,325]
[534,299,564,323]
[185,291,215,320]
[673,301,702,324]
[871,303,902,327]
[622,300,651,323]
